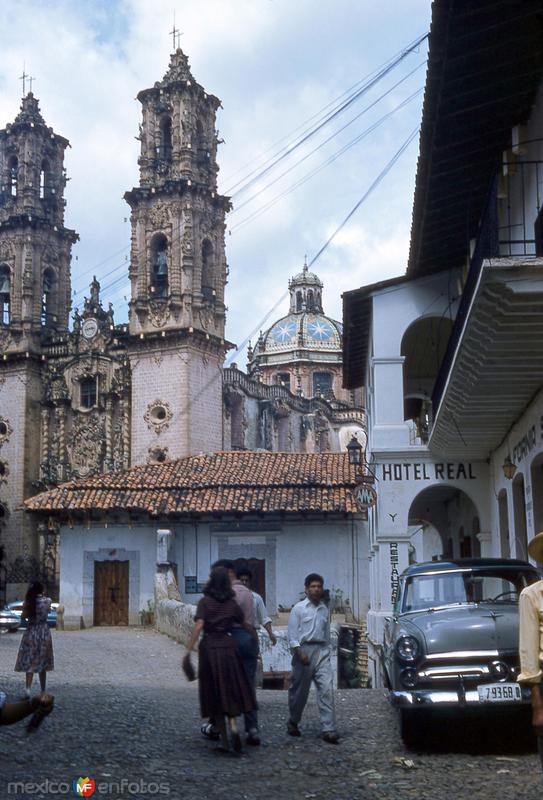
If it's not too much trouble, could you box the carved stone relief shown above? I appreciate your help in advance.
[144,400,173,434]
[66,412,106,477]
[0,417,13,445]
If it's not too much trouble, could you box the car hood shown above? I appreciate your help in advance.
[403,604,519,654]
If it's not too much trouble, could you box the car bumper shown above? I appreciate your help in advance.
[390,687,533,707]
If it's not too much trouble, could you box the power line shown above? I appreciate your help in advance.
[225,126,420,366]
[226,32,428,200]
[230,88,423,233]
[223,32,428,195]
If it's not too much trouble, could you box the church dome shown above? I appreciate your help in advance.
[264,311,342,354]
[249,263,343,366]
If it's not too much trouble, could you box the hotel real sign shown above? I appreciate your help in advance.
[381,462,476,481]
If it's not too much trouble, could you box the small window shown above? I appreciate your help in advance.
[157,116,172,162]
[313,372,333,397]
[8,157,18,198]
[39,160,49,200]
[275,372,291,389]
[307,289,314,311]
[80,377,97,409]
[0,265,10,325]
[202,239,214,300]
[296,291,303,312]
[41,269,55,326]
[150,234,168,298]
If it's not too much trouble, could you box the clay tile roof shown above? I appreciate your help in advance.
[25,451,361,517]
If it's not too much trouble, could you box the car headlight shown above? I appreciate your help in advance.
[400,667,419,689]
[396,635,420,662]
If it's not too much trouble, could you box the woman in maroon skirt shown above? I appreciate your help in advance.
[184,567,256,752]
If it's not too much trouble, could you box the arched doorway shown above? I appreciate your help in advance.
[408,485,481,564]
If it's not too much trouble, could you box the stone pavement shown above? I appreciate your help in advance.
[0,627,541,800]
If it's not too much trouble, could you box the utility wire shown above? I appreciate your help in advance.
[230,89,423,233]
[224,32,427,196]
[225,126,420,366]
[230,64,424,217]
[227,32,428,199]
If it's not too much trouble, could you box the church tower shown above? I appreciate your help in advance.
[125,49,231,463]
[0,92,77,350]
[0,92,78,586]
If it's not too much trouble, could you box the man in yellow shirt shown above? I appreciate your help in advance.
[518,531,543,764]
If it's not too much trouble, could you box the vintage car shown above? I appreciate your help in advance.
[382,558,540,743]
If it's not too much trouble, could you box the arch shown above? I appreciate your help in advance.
[512,473,528,560]
[296,291,303,312]
[307,289,314,311]
[41,268,56,326]
[150,233,168,298]
[0,264,10,325]
[408,484,481,563]
[8,156,18,197]
[401,315,454,443]
[201,239,214,301]
[498,489,511,557]
[158,116,172,162]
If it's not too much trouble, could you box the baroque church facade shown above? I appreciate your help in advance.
[0,49,364,600]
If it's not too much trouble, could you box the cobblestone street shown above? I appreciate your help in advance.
[0,627,541,799]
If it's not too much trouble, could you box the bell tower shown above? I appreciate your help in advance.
[0,92,78,591]
[125,49,232,463]
[0,92,78,353]
[125,47,230,337]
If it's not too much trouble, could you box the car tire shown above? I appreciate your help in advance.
[399,709,419,748]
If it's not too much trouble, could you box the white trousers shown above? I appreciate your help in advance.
[288,642,336,732]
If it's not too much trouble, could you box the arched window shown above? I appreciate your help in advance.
[0,265,10,325]
[39,160,49,199]
[8,157,18,198]
[201,239,214,301]
[313,372,333,398]
[80,377,97,409]
[150,234,168,298]
[41,269,55,326]
[307,289,314,311]
[158,117,172,162]
[296,291,303,312]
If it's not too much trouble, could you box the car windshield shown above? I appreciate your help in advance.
[401,569,535,612]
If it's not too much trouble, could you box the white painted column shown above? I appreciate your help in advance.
[476,531,493,557]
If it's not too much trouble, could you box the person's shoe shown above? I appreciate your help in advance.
[321,730,340,744]
[201,722,220,741]
[246,728,261,746]
[287,719,301,737]
[27,693,54,733]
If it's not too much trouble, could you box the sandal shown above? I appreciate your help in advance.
[201,722,220,741]
[27,693,54,733]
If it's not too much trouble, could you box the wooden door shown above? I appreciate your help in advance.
[234,557,266,602]
[94,561,129,626]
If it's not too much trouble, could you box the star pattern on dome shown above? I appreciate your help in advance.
[271,321,297,342]
[307,320,333,340]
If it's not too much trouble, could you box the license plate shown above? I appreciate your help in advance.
[477,682,522,703]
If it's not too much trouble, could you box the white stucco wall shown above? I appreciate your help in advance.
[59,524,157,629]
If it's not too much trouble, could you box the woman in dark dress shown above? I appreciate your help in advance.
[184,567,256,752]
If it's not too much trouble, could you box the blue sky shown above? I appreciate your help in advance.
[0,0,431,359]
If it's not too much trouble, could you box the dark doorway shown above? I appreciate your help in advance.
[94,561,129,626]
[233,557,266,602]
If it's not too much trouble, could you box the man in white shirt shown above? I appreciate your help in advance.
[237,565,277,645]
[287,573,339,744]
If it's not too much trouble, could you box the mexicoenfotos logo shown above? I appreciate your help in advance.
[72,778,95,797]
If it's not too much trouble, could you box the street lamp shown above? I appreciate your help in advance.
[502,454,517,481]
[346,435,363,469]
